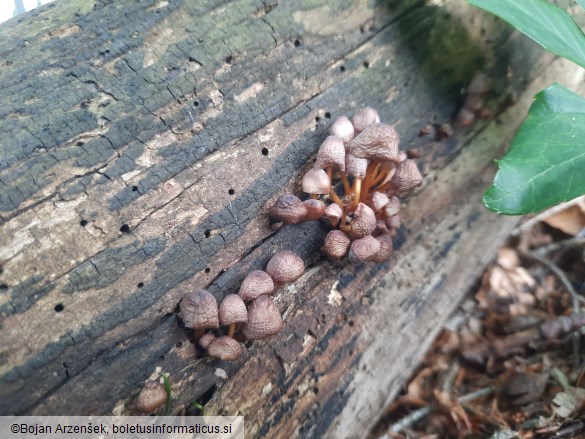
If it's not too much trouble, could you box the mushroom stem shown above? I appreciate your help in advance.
[341,173,351,196]
[339,223,351,233]
[310,194,318,200]
[326,166,333,182]
[351,177,362,210]
[370,168,391,190]
[329,189,345,208]
[360,161,380,202]
[228,323,236,338]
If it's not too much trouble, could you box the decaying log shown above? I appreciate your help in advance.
[1,0,584,438]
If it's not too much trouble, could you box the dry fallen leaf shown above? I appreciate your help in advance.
[543,196,585,236]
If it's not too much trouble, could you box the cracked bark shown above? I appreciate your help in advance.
[2,0,585,438]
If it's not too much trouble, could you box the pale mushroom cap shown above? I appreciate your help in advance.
[198,332,216,350]
[239,269,275,301]
[324,202,343,227]
[464,93,483,111]
[207,336,242,361]
[345,153,368,178]
[266,250,305,284]
[386,214,401,230]
[349,123,400,162]
[349,235,381,263]
[351,107,381,133]
[315,136,346,171]
[330,115,355,143]
[179,289,219,330]
[468,72,489,95]
[269,194,308,224]
[136,381,167,414]
[350,202,377,238]
[371,234,394,263]
[242,295,284,340]
[368,191,390,212]
[219,294,248,326]
[388,159,423,195]
[455,108,475,127]
[302,168,331,195]
[383,196,401,217]
[302,199,326,221]
[323,230,351,259]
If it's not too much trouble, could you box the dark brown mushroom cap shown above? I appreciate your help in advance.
[387,159,423,195]
[314,136,346,171]
[371,234,394,263]
[349,123,400,163]
[266,250,305,284]
[179,289,219,330]
[207,336,242,361]
[324,202,343,227]
[351,107,381,133]
[198,332,216,350]
[239,270,275,301]
[345,153,368,178]
[269,194,308,224]
[302,168,331,195]
[330,115,355,143]
[349,235,380,263]
[350,203,377,238]
[242,295,284,340]
[302,199,326,221]
[219,294,248,326]
[368,191,390,212]
[322,230,351,260]
[136,381,167,414]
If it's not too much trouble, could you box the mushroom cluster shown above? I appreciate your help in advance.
[179,251,305,361]
[455,72,491,127]
[269,107,423,263]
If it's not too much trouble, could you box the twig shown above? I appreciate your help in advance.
[534,237,585,256]
[383,386,495,436]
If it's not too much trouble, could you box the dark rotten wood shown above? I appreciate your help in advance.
[1,0,584,437]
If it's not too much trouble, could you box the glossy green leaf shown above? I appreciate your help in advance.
[484,83,585,214]
[468,0,585,69]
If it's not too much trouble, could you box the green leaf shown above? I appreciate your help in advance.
[577,0,585,11]
[468,0,585,69]
[484,83,585,214]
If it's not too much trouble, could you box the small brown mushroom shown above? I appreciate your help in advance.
[371,234,393,263]
[349,235,380,263]
[323,230,351,260]
[330,115,355,143]
[179,290,219,336]
[324,202,343,227]
[387,159,423,195]
[269,194,308,224]
[302,199,326,221]
[349,202,376,238]
[239,270,275,301]
[383,196,401,217]
[314,136,346,172]
[367,191,390,212]
[348,123,400,163]
[455,108,475,127]
[302,168,331,196]
[207,335,242,361]
[136,381,167,414]
[219,294,248,337]
[266,250,305,284]
[468,72,489,95]
[242,295,284,340]
[198,332,216,350]
[351,107,381,133]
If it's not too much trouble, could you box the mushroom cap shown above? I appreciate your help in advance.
[351,107,381,133]
[324,202,343,227]
[368,191,390,212]
[345,153,368,178]
[207,336,242,361]
[219,294,248,326]
[349,123,400,163]
[242,295,284,340]
[388,159,423,195]
[463,93,483,111]
[269,194,308,224]
[302,199,326,221]
[322,230,351,260]
[314,136,346,171]
[136,381,167,414]
[330,115,355,143]
[468,72,489,95]
[302,168,331,195]
[266,250,305,284]
[455,108,475,127]
[350,203,377,238]
[385,214,401,230]
[383,196,401,217]
[349,235,381,263]
[198,332,216,350]
[239,270,275,301]
[371,234,394,263]
[179,289,219,330]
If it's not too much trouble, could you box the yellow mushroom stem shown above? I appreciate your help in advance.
[326,166,333,182]
[370,168,391,190]
[360,161,381,202]
[351,177,362,210]
[329,188,345,208]
[339,222,351,234]
[228,323,236,338]
[310,194,318,200]
[341,173,352,196]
